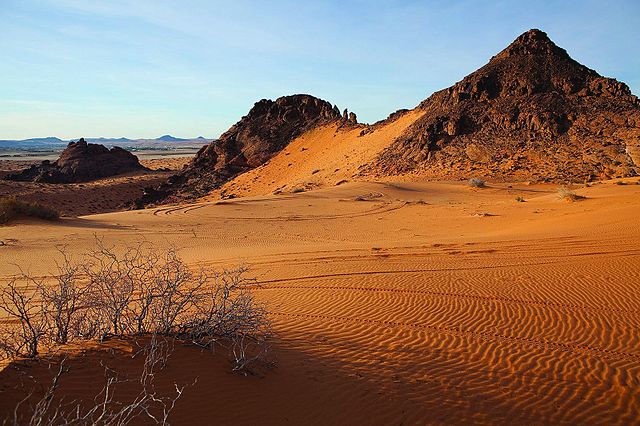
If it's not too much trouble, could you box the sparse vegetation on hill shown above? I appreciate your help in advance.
[0,197,59,224]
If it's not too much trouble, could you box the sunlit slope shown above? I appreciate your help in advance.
[211,109,424,199]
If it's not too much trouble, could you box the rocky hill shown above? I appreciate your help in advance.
[140,29,640,205]
[141,94,349,203]
[369,29,640,182]
[5,138,147,183]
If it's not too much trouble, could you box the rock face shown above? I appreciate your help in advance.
[5,138,146,183]
[142,94,342,202]
[372,29,640,181]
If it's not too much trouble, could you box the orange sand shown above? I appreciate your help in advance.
[210,110,425,199]
[1,178,639,424]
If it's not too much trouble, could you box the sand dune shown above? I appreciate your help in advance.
[210,109,424,199]
[1,179,639,424]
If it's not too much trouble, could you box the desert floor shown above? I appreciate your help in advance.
[0,157,191,216]
[1,179,639,424]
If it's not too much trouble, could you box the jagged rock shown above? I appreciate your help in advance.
[348,112,358,124]
[371,29,640,182]
[5,138,146,183]
[342,108,349,121]
[141,94,342,203]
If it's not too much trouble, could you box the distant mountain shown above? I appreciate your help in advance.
[83,137,132,144]
[0,137,65,145]
[0,136,210,148]
[157,135,187,142]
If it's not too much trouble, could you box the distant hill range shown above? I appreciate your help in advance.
[0,135,209,149]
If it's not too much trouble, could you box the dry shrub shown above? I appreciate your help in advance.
[468,178,486,188]
[0,197,59,224]
[0,280,47,358]
[557,186,585,201]
[6,335,188,426]
[0,239,271,372]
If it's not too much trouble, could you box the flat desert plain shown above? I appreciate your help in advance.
[1,179,639,424]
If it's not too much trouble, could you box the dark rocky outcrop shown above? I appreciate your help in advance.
[370,29,640,181]
[5,138,146,183]
[140,94,342,203]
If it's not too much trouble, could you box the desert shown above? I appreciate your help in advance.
[1,178,639,424]
[1,3,639,425]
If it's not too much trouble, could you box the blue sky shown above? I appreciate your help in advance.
[1,0,638,139]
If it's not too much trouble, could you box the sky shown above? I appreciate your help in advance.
[1,0,638,140]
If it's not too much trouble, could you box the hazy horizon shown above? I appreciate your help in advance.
[2,0,639,140]
[0,135,211,141]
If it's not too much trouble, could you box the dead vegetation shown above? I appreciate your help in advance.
[6,335,188,426]
[0,197,59,224]
[0,240,272,372]
[557,186,586,202]
[468,178,486,188]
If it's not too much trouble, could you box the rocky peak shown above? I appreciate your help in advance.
[374,29,640,182]
[5,138,146,183]
[496,29,569,59]
[141,94,343,203]
[193,94,341,171]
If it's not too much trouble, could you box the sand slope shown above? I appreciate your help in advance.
[1,179,639,424]
[210,109,424,199]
